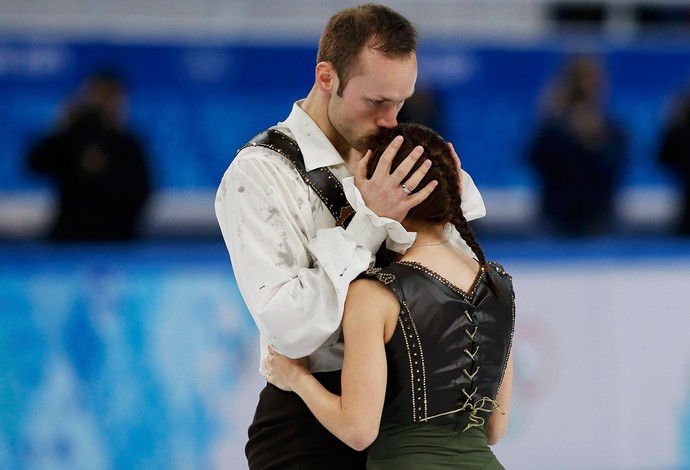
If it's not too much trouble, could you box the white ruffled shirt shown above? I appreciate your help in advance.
[215,101,486,374]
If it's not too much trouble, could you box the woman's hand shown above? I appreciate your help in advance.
[264,346,310,392]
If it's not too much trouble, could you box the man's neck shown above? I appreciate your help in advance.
[300,87,354,164]
[342,148,364,176]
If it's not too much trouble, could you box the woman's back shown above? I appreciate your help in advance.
[400,239,482,293]
[363,256,514,469]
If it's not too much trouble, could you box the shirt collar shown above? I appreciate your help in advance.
[281,100,344,172]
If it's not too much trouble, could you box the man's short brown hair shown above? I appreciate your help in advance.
[317,3,418,96]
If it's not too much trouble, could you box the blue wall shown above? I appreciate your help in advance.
[0,242,258,469]
[1,38,689,193]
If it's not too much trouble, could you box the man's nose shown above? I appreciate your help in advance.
[376,108,398,129]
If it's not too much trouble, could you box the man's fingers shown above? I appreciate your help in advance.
[400,157,431,192]
[448,142,463,195]
[448,142,461,170]
[355,149,372,180]
[391,145,425,185]
[407,180,438,206]
[371,135,403,180]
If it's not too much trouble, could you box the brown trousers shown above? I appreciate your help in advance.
[245,371,368,469]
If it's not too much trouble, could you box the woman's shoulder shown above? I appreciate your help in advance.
[349,276,396,297]
[344,277,401,329]
[486,261,513,281]
[348,274,400,308]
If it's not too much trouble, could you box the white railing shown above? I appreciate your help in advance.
[0,0,564,42]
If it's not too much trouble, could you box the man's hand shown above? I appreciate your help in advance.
[354,135,438,222]
[448,141,463,196]
[264,346,309,392]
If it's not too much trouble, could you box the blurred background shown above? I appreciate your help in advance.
[1,0,690,469]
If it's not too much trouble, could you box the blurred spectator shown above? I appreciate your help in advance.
[658,90,690,236]
[27,70,151,241]
[527,54,627,236]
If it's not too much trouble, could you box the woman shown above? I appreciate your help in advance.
[265,123,515,469]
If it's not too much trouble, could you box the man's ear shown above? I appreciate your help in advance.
[315,62,336,93]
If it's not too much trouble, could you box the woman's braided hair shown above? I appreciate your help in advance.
[366,123,486,264]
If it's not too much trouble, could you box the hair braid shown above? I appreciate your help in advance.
[450,201,486,265]
[440,144,487,265]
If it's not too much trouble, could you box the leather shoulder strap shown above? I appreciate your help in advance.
[239,129,354,227]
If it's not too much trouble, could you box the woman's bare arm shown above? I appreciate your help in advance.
[266,278,400,450]
[486,352,513,445]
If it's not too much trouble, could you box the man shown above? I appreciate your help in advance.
[215,4,485,469]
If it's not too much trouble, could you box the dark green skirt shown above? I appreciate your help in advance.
[367,417,505,470]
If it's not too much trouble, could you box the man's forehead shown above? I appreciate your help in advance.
[350,73,414,97]
[349,53,417,97]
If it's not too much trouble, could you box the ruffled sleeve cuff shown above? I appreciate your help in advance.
[342,176,415,253]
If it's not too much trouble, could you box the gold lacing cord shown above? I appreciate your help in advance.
[420,396,505,432]
[462,396,504,432]
[413,304,508,432]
